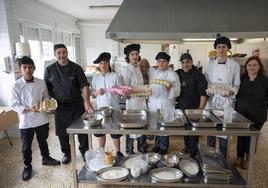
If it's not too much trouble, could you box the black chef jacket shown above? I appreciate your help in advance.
[44,60,89,102]
[235,74,268,124]
[175,66,208,109]
[44,60,89,135]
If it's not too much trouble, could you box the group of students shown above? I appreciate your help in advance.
[10,36,268,181]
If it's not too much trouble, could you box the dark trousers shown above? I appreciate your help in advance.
[154,136,169,151]
[184,136,199,157]
[58,134,89,156]
[126,135,147,153]
[237,123,263,158]
[20,123,50,167]
[207,136,228,158]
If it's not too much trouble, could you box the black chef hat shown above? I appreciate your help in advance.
[155,52,171,61]
[93,52,111,64]
[180,53,193,62]
[124,44,140,55]
[214,36,232,49]
[54,44,67,52]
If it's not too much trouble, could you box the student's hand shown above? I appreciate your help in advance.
[165,85,171,92]
[222,90,234,97]
[94,88,105,96]
[84,101,94,114]
[25,106,39,112]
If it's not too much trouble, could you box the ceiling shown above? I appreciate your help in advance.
[37,0,123,20]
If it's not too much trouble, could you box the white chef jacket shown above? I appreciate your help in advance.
[121,63,146,110]
[91,72,122,110]
[205,58,240,110]
[10,77,49,129]
[148,68,181,121]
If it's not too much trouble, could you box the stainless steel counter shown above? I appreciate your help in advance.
[67,111,259,136]
[67,110,260,188]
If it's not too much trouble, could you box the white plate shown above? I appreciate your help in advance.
[150,167,183,183]
[97,167,129,182]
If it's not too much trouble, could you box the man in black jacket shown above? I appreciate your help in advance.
[175,53,208,158]
[44,44,94,164]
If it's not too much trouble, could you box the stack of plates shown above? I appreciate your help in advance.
[197,145,232,181]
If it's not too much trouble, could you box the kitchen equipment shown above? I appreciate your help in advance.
[99,106,113,117]
[83,114,103,127]
[148,152,161,165]
[178,158,199,178]
[212,110,252,129]
[150,167,183,183]
[120,110,148,128]
[96,167,129,182]
[158,109,188,127]
[162,154,179,167]
[184,109,220,128]
[197,144,232,181]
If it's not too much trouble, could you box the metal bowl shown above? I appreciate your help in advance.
[99,106,113,117]
[178,157,199,177]
[162,154,179,167]
[83,114,103,127]
[148,153,161,165]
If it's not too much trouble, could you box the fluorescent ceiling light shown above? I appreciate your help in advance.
[89,5,120,9]
[183,38,238,42]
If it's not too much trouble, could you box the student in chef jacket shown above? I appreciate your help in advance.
[175,53,208,158]
[91,52,124,159]
[44,44,94,164]
[205,37,240,158]
[121,44,147,155]
[234,56,268,169]
[148,52,181,155]
[10,56,61,181]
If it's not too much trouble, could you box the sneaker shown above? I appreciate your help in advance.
[179,146,189,155]
[22,165,32,181]
[42,156,61,166]
[233,157,243,167]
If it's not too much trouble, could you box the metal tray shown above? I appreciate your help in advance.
[184,109,220,128]
[158,109,188,127]
[150,167,183,183]
[120,110,147,129]
[212,110,252,129]
[96,167,129,182]
[197,145,232,181]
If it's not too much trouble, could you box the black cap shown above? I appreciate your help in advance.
[93,52,111,64]
[155,52,171,61]
[214,36,232,49]
[124,44,140,55]
[54,44,67,52]
[180,53,193,62]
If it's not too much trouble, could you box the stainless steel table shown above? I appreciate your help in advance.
[67,111,259,188]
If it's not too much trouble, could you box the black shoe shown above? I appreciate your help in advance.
[115,151,124,162]
[126,150,135,156]
[158,149,167,155]
[179,146,189,155]
[62,154,71,164]
[42,156,61,166]
[152,146,159,153]
[138,148,148,154]
[22,166,32,181]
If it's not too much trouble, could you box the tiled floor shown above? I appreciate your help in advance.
[1,115,268,188]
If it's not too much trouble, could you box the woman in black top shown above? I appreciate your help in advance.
[234,56,268,169]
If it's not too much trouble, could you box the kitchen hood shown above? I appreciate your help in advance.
[106,0,268,42]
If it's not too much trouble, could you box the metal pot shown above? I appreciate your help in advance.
[99,106,113,117]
